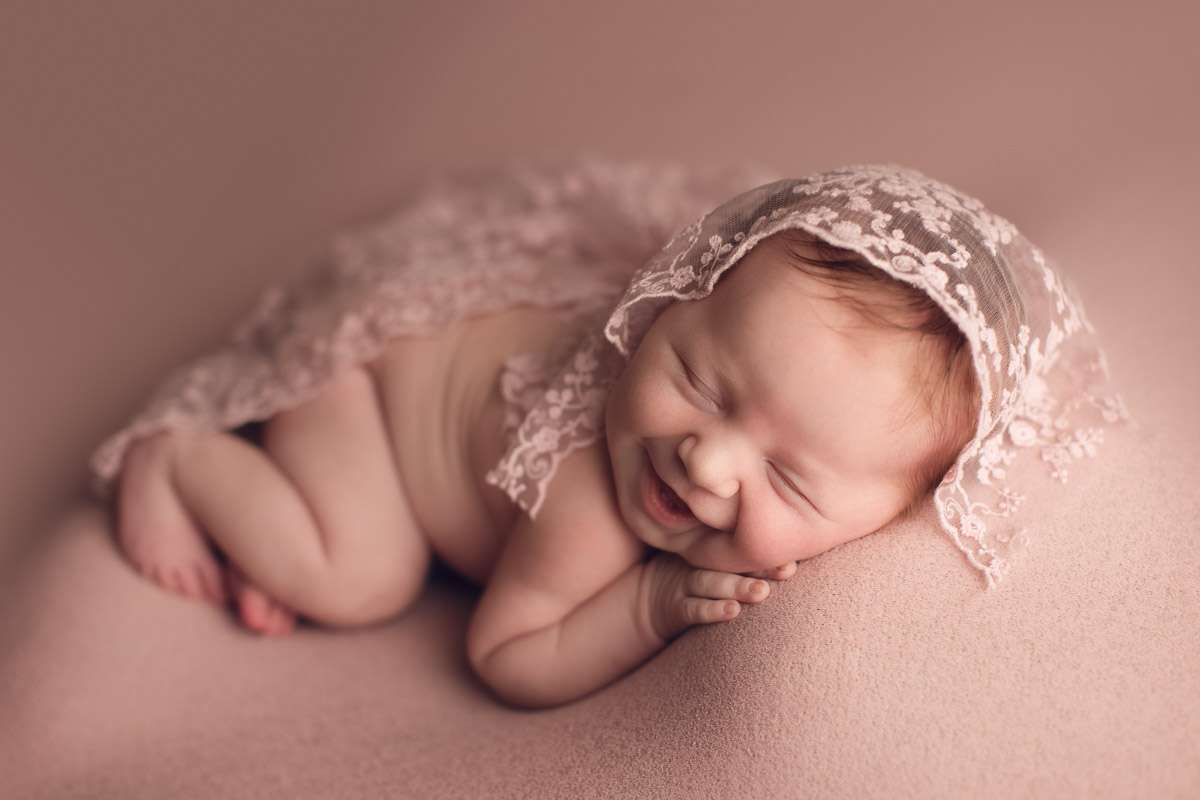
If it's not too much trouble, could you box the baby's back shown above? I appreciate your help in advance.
[364,305,583,586]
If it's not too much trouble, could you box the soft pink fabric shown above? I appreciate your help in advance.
[4,424,1197,797]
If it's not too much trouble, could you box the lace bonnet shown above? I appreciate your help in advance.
[486,162,1130,588]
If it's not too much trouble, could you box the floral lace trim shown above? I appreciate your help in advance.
[484,326,619,517]
[936,357,1133,584]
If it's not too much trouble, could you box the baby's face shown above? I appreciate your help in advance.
[604,237,936,574]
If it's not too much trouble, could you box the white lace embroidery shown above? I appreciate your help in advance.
[484,325,620,516]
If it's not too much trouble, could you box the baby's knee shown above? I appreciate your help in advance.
[297,551,430,629]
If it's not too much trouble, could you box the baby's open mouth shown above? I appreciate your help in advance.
[656,472,690,514]
[642,452,696,527]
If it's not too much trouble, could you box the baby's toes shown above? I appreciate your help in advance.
[264,604,296,636]
[236,585,272,632]
[195,563,226,604]
[152,565,193,599]
[255,598,297,637]
[177,566,207,600]
[233,579,296,636]
[156,563,221,605]
[223,564,244,604]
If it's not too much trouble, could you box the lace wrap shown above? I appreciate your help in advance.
[88,156,778,503]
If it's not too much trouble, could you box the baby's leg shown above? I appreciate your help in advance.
[162,366,433,629]
[225,561,295,636]
[115,366,432,633]
[118,429,303,634]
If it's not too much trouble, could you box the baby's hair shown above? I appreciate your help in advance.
[765,229,980,521]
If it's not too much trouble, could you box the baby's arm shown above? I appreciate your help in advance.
[466,443,773,709]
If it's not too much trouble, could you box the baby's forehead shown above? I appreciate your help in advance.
[690,299,922,406]
[711,245,843,310]
[697,264,884,354]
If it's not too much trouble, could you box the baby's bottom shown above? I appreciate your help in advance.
[115,366,432,634]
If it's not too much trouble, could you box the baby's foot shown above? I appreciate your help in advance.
[225,564,297,636]
[115,432,227,606]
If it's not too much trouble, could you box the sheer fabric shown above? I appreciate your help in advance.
[88,157,775,498]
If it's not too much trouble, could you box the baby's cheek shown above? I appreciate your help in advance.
[625,370,684,432]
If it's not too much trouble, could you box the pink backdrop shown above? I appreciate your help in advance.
[2,2,1197,556]
[2,2,1197,797]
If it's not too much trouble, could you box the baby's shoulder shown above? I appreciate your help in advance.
[494,442,644,604]
[538,441,623,529]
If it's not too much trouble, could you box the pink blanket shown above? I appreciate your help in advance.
[3,383,1196,796]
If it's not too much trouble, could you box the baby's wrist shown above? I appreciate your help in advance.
[638,554,692,643]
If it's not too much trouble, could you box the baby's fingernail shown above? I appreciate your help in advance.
[744,579,767,596]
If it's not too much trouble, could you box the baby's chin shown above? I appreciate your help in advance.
[626,515,699,555]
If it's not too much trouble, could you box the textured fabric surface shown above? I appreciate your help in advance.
[3,425,1196,798]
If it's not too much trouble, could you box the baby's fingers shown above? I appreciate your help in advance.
[745,561,798,581]
[687,569,770,604]
[682,596,743,625]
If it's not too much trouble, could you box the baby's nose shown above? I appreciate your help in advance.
[709,479,739,499]
[678,435,739,499]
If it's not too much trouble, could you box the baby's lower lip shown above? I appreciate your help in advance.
[641,452,696,530]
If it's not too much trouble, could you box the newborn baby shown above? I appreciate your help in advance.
[114,227,976,708]
[101,160,1124,709]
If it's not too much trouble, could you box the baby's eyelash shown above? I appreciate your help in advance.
[680,362,720,409]
[771,463,800,496]
[770,463,817,512]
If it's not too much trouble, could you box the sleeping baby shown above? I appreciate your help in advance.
[92,160,1126,708]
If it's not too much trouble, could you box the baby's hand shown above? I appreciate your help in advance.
[641,552,772,643]
[743,561,798,582]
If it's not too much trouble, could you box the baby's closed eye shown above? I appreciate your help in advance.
[671,350,722,412]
